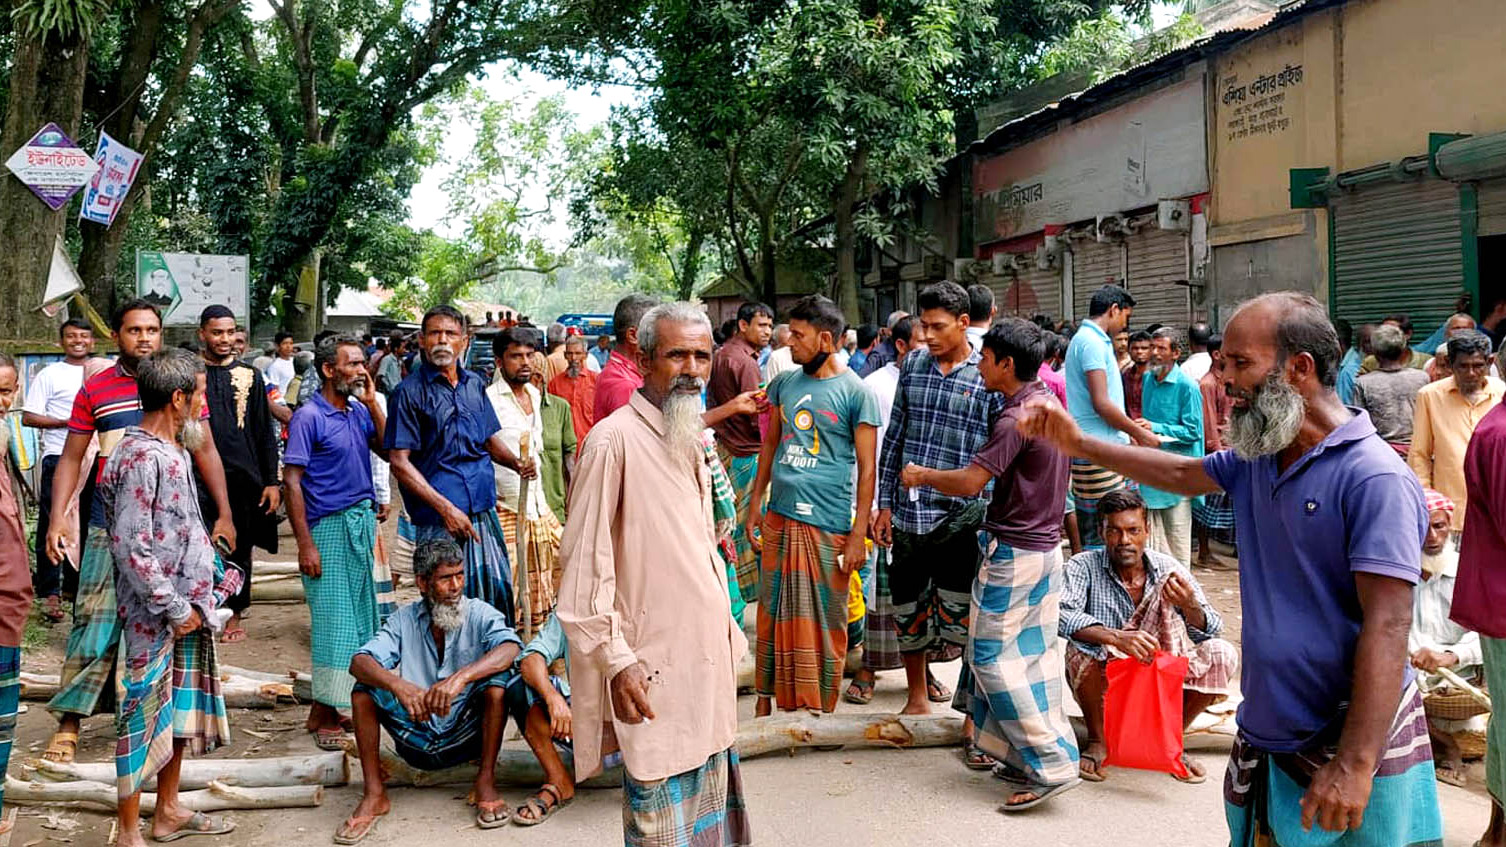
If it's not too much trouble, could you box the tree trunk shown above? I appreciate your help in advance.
[77,214,134,312]
[286,249,322,337]
[2,777,323,812]
[26,752,347,791]
[758,212,777,307]
[0,30,90,345]
[677,228,704,299]
[831,142,870,326]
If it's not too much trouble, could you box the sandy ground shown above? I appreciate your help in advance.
[6,528,1496,846]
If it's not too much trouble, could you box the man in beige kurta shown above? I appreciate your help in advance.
[557,302,751,846]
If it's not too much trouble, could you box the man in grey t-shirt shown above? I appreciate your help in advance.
[1353,323,1431,454]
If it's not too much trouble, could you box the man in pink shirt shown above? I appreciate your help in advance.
[594,294,659,419]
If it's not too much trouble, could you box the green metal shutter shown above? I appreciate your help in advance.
[1125,228,1191,330]
[1477,180,1506,237]
[1330,178,1462,331]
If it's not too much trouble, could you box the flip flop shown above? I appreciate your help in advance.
[312,728,348,751]
[41,595,65,624]
[1171,755,1207,784]
[333,814,380,845]
[991,761,1031,786]
[843,678,874,705]
[925,671,951,703]
[1000,778,1081,813]
[475,798,512,829]
[220,627,246,644]
[963,744,997,770]
[1079,752,1107,782]
[1435,764,1468,788]
[513,783,569,827]
[152,811,235,841]
[41,731,78,764]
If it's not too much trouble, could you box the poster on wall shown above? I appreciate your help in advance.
[136,251,249,327]
[79,132,144,226]
[4,123,99,210]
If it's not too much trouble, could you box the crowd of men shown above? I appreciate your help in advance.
[0,280,1501,847]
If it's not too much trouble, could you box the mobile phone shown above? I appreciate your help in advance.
[213,535,234,558]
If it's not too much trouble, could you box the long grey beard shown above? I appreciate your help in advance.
[1226,370,1305,460]
[663,389,705,454]
[429,598,464,632]
[180,418,208,453]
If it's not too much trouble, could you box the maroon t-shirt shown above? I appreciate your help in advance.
[972,381,1069,552]
[708,334,763,456]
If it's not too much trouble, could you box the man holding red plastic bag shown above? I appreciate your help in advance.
[1022,293,1442,847]
[1060,489,1237,783]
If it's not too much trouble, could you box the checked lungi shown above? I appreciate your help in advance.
[0,647,18,806]
[716,444,762,600]
[1484,636,1506,811]
[48,526,121,718]
[1070,459,1129,549]
[413,510,515,625]
[954,534,1078,787]
[498,503,563,638]
[114,630,228,799]
[305,501,383,710]
[1224,681,1442,847]
[357,677,509,771]
[623,748,752,847]
[756,513,851,713]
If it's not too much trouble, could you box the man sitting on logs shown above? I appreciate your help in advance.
[504,612,576,826]
[337,538,522,843]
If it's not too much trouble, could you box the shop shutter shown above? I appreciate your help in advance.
[1071,240,1123,323]
[1331,178,1462,332]
[1125,228,1191,331]
[1477,180,1506,237]
[985,263,1063,323]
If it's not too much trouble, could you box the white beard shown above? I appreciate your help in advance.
[429,598,465,632]
[1420,547,1457,578]
[1227,371,1305,460]
[663,390,705,455]
[180,418,208,453]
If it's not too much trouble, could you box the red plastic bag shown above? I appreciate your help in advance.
[1102,651,1190,778]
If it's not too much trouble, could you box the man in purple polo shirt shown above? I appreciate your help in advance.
[1020,292,1440,846]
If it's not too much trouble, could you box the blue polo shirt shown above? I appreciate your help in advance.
[1202,409,1425,753]
[283,392,376,527]
[384,362,502,526]
[1065,319,1128,444]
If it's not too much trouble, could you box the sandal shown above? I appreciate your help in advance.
[963,744,996,770]
[1079,752,1107,782]
[1000,778,1081,813]
[312,728,347,751]
[41,595,65,624]
[41,730,78,764]
[220,626,246,644]
[1171,755,1207,784]
[475,798,512,829]
[333,814,381,845]
[1435,763,1468,788]
[513,783,569,827]
[843,678,874,705]
[991,761,1031,785]
[152,811,235,841]
[925,671,951,704]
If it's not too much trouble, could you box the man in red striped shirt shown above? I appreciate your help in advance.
[39,299,237,768]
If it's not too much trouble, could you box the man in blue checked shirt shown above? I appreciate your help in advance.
[874,281,1003,715]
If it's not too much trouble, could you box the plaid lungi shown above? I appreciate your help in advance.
[305,501,381,710]
[497,502,564,639]
[357,676,510,771]
[413,510,514,625]
[1192,489,1236,531]
[956,534,1078,786]
[49,526,120,718]
[1225,682,1441,847]
[756,513,851,713]
[1484,636,1505,807]
[716,444,762,600]
[114,630,228,799]
[623,748,752,847]
[862,547,902,670]
[0,647,18,806]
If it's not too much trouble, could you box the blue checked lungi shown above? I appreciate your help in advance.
[357,676,510,771]
[623,748,752,847]
[717,445,762,601]
[413,510,514,625]
[1192,489,1236,531]
[306,501,383,710]
[0,647,18,806]
[1225,682,1442,847]
[953,533,1078,787]
[49,526,120,718]
[114,630,228,799]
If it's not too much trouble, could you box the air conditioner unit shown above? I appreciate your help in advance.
[1034,244,1058,270]
[991,253,1011,275]
[1158,199,1191,231]
[1095,214,1126,242]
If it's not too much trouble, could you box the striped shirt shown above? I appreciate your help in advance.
[877,347,1002,533]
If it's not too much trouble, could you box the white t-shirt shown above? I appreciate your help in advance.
[966,325,986,353]
[266,356,296,395]
[22,360,85,458]
[485,380,547,519]
[585,353,603,374]
[862,362,902,513]
[1181,351,1212,383]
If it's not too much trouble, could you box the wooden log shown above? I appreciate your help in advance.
[23,752,348,790]
[251,561,302,576]
[2,777,322,812]
[20,673,294,709]
[362,745,622,790]
[220,666,313,702]
[252,579,305,604]
[735,712,962,759]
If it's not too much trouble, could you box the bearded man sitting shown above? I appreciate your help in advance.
[336,538,523,844]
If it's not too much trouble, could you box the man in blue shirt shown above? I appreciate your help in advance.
[1133,327,1203,567]
[1064,285,1157,548]
[1020,292,1439,847]
[505,613,575,826]
[339,539,523,841]
[386,304,535,624]
[283,334,390,753]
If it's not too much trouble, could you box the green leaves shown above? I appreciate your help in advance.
[9,0,111,39]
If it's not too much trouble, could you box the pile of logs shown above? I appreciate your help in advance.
[250,561,306,604]
[19,665,312,710]
[9,753,344,812]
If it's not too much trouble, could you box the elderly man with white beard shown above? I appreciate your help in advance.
[557,302,751,847]
[1020,292,1441,847]
[338,538,523,841]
